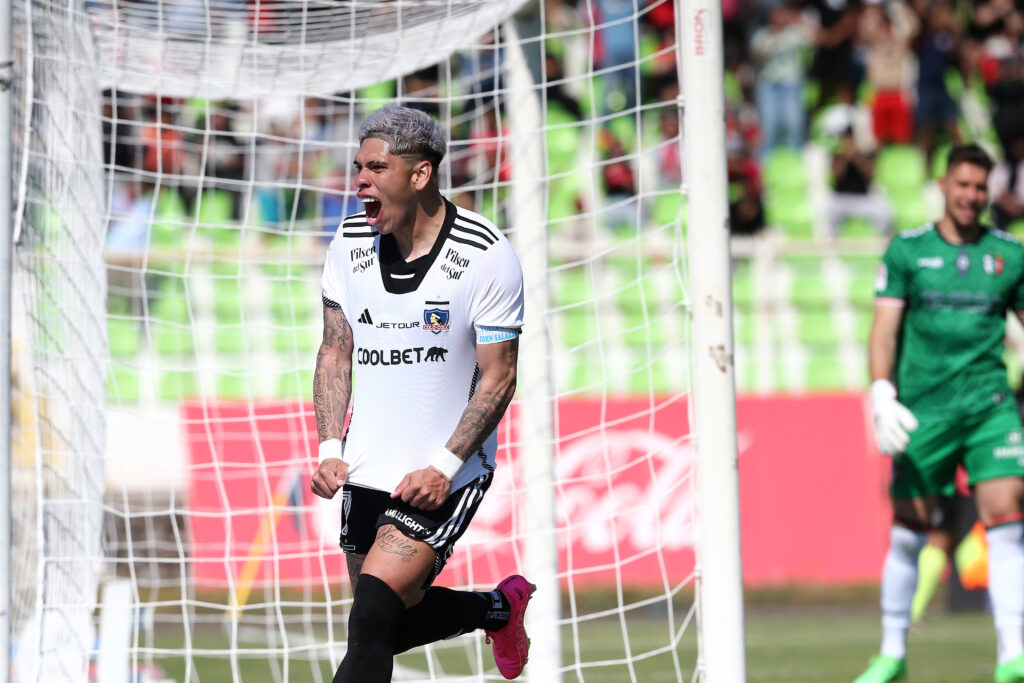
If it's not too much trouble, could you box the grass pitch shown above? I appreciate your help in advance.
[147,600,998,682]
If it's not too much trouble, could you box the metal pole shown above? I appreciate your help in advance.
[679,0,747,680]
[0,0,14,677]
[504,16,562,682]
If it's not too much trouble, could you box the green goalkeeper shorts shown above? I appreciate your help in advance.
[891,402,1024,500]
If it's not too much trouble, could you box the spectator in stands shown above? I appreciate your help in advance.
[825,123,894,234]
[106,181,154,251]
[544,52,584,121]
[985,27,1024,159]
[861,0,919,145]
[101,90,141,171]
[726,119,765,235]
[593,0,639,114]
[141,105,186,179]
[991,133,1024,231]
[600,130,639,231]
[656,104,683,189]
[809,0,861,112]
[193,105,247,219]
[913,0,963,162]
[404,67,441,117]
[968,0,1023,80]
[750,0,816,157]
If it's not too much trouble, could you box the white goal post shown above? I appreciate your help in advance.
[6,0,744,681]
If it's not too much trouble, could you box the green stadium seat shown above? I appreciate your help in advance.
[796,310,840,348]
[763,148,807,197]
[854,309,873,344]
[358,80,396,114]
[735,347,756,393]
[215,371,255,400]
[839,216,880,240]
[198,189,234,225]
[931,143,952,180]
[277,368,315,399]
[766,197,814,239]
[788,271,830,309]
[553,268,595,310]
[651,192,686,230]
[548,179,581,227]
[891,194,931,232]
[1007,220,1024,242]
[151,289,191,325]
[107,364,140,403]
[626,359,673,396]
[847,270,877,309]
[562,309,599,351]
[622,312,666,348]
[875,145,927,196]
[804,354,846,392]
[214,325,246,354]
[157,369,199,402]
[151,321,195,356]
[567,356,605,395]
[272,326,321,355]
[734,311,755,347]
[150,189,188,250]
[732,265,755,310]
[213,279,245,322]
[108,318,140,358]
[270,281,314,323]
[546,104,581,177]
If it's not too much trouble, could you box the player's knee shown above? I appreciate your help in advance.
[890,524,927,558]
[347,574,404,644]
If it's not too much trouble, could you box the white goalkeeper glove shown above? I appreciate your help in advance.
[870,379,919,455]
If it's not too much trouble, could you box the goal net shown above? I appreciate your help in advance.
[9,0,729,680]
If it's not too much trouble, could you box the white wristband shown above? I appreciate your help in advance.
[430,448,464,481]
[318,438,343,465]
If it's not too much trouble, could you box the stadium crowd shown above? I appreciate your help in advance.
[99,0,1024,250]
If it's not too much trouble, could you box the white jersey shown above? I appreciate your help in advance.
[321,199,524,492]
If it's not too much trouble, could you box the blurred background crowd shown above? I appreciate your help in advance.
[92,0,1024,400]
[98,0,1024,248]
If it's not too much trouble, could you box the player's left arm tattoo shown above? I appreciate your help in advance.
[446,337,519,461]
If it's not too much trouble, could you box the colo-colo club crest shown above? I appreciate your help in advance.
[423,302,451,334]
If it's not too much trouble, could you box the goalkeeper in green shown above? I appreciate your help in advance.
[856,144,1024,683]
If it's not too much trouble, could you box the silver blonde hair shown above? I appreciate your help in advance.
[358,105,447,170]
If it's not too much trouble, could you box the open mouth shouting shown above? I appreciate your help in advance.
[361,195,382,227]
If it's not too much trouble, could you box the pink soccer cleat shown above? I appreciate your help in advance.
[485,575,537,679]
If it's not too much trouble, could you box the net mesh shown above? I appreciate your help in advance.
[10,0,697,680]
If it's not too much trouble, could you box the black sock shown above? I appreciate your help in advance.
[333,574,404,683]
[393,588,511,654]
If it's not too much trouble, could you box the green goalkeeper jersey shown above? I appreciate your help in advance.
[875,223,1024,419]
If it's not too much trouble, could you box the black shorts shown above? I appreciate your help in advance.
[339,473,492,586]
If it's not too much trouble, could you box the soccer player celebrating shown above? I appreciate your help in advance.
[856,143,1024,683]
[309,105,535,682]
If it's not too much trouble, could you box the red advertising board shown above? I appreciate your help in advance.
[183,394,891,589]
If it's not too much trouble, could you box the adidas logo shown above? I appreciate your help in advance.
[357,309,373,325]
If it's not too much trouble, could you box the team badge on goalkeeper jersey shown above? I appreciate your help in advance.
[983,252,1005,276]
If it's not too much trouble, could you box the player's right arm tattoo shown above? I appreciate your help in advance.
[314,305,354,442]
